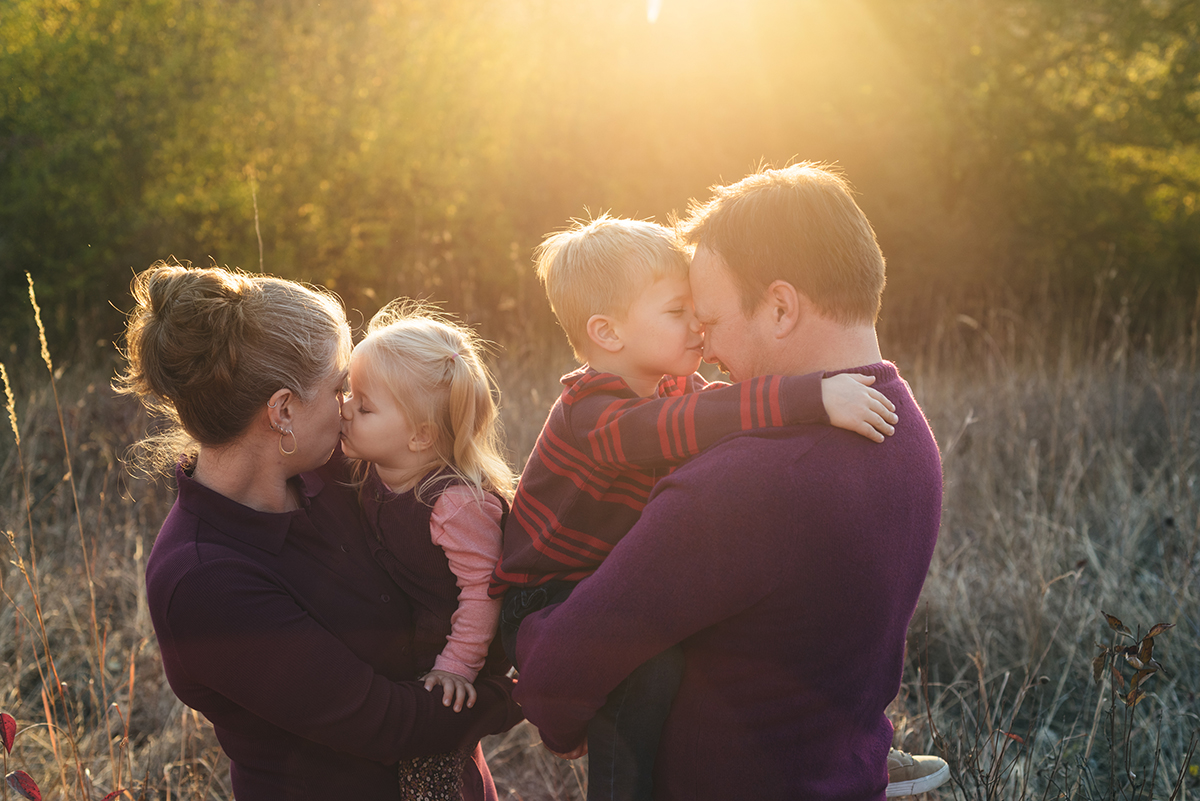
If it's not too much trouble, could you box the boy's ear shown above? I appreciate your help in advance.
[585,313,624,354]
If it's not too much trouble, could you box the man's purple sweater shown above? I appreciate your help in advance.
[515,363,942,801]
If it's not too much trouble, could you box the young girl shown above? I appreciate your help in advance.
[338,300,514,799]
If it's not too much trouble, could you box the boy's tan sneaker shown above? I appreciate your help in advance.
[885,748,949,797]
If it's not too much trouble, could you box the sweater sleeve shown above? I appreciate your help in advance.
[160,556,521,763]
[428,487,504,682]
[567,370,827,469]
[512,461,781,753]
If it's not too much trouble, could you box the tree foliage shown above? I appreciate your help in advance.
[2,0,1197,350]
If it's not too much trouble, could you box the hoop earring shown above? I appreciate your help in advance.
[267,400,277,408]
[278,429,298,456]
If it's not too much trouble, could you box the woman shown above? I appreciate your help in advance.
[118,261,521,800]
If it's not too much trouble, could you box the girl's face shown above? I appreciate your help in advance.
[340,350,430,483]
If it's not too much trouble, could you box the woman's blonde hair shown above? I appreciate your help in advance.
[116,259,351,473]
[351,300,514,502]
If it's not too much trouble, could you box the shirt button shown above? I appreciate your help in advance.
[341,545,349,553]
[381,594,390,602]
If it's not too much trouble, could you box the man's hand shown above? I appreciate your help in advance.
[820,373,897,442]
[420,669,477,713]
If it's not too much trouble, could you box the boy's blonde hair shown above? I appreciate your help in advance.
[534,214,691,359]
[352,300,514,502]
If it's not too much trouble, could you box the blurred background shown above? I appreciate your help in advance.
[2,3,1200,798]
[3,0,1198,354]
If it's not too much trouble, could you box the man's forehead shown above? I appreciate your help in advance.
[689,248,727,310]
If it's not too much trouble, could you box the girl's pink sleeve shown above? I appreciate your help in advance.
[429,486,505,682]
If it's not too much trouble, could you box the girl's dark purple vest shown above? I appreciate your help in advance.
[360,468,510,677]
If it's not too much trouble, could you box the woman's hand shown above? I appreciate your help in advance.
[420,669,478,713]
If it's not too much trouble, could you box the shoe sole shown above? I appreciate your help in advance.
[885,762,950,797]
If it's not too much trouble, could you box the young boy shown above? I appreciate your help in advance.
[490,215,926,800]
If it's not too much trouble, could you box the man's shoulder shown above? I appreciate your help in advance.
[682,425,828,468]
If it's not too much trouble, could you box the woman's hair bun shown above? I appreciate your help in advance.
[116,259,349,472]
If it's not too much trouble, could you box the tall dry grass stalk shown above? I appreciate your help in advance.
[889,289,1200,799]
[0,278,1196,800]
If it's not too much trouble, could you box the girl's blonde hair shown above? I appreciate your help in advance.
[116,259,351,473]
[352,300,514,502]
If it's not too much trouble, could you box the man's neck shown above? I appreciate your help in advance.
[774,322,882,376]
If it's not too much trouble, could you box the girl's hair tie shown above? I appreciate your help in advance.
[448,352,459,361]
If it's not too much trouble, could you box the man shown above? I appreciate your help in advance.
[514,163,945,800]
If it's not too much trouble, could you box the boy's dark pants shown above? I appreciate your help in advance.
[501,582,684,801]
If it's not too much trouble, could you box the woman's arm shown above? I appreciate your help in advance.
[159,556,521,763]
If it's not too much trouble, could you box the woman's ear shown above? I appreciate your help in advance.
[266,388,295,431]
[585,314,624,354]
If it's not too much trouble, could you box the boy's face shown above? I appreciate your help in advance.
[614,273,705,382]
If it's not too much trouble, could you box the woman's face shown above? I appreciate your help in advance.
[287,366,349,472]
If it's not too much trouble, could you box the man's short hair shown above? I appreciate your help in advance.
[678,163,885,324]
[535,214,690,359]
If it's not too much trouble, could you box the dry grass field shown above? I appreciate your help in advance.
[1,288,1198,800]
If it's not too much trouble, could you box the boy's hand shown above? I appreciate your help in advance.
[420,669,478,713]
[820,373,897,442]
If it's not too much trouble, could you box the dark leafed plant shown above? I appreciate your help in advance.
[5,768,42,801]
[1093,613,1173,708]
[3,711,43,801]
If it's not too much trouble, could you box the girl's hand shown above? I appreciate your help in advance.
[820,373,898,442]
[420,669,478,713]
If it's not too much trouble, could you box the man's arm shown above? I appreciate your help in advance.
[512,459,785,752]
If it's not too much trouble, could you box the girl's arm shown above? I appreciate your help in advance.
[424,486,504,711]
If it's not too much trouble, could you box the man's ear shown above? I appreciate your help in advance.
[585,313,624,354]
[765,280,802,338]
